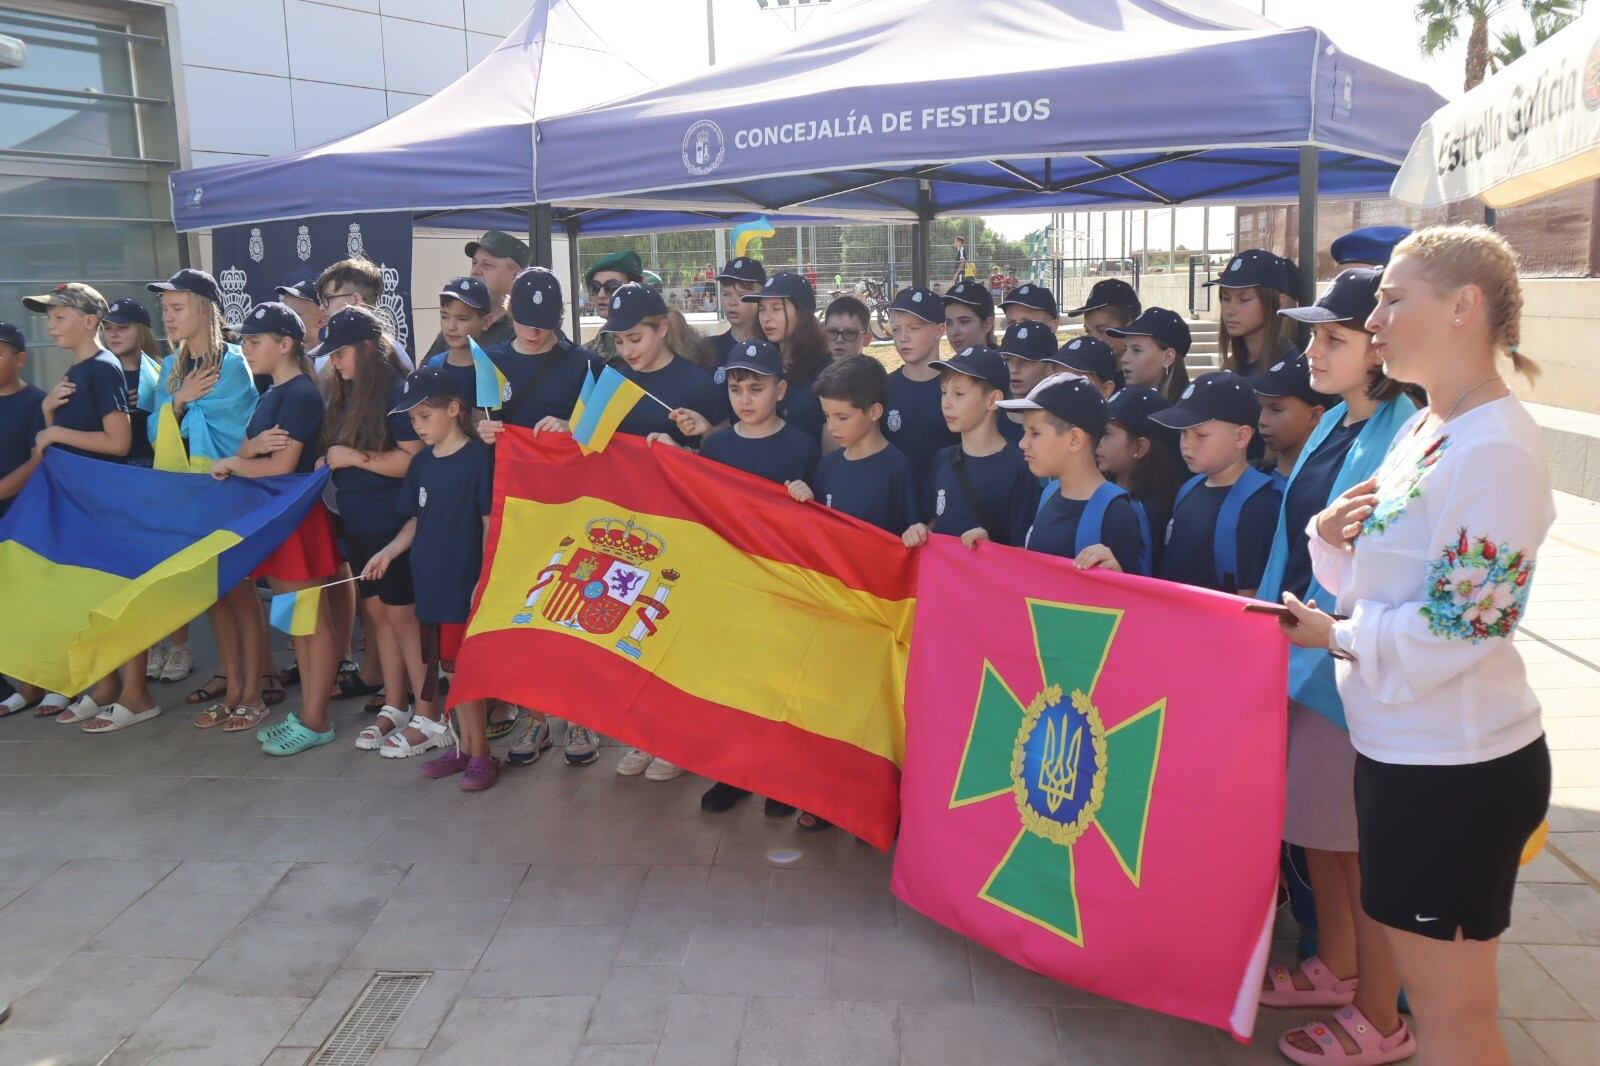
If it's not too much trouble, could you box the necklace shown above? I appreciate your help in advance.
[1441,374,1503,422]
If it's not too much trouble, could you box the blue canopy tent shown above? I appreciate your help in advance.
[532,0,1448,302]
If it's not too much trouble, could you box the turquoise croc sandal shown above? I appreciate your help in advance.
[258,716,297,745]
[260,712,335,756]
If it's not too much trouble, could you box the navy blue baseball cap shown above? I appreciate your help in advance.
[1106,307,1192,357]
[1151,371,1261,430]
[717,257,767,285]
[998,321,1058,362]
[723,338,784,377]
[389,365,464,415]
[148,268,222,307]
[1331,226,1411,267]
[1055,336,1118,382]
[1105,386,1173,441]
[741,271,816,315]
[307,305,383,359]
[943,278,995,318]
[998,282,1058,318]
[510,267,563,330]
[440,275,491,312]
[1066,278,1141,318]
[1205,249,1295,292]
[888,286,942,324]
[1249,353,1336,407]
[103,298,151,327]
[0,322,24,352]
[601,282,669,334]
[274,277,320,303]
[1280,266,1383,327]
[997,372,1108,436]
[235,301,305,342]
[931,346,1009,394]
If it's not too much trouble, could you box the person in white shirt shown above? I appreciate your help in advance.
[1281,225,1553,1066]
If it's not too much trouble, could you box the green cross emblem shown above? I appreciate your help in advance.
[949,600,1166,945]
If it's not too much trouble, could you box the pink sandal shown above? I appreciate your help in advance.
[1261,954,1358,1008]
[1279,1005,1415,1065]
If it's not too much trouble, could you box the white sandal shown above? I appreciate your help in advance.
[378,714,453,759]
[355,705,412,751]
[82,703,163,733]
[57,696,101,725]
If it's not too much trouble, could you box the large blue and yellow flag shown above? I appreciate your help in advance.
[0,450,328,694]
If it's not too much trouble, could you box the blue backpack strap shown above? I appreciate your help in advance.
[1215,467,1280,590]
[1036,477,1060,516]
[1130,498,1153,577]
[424,351,445,369]
[1074,481,1129,557]
[1170,474,1204,546]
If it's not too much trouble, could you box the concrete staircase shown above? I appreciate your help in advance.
[1185,319,1221,374]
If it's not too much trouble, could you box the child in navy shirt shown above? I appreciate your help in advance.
[902,347,1035,550]
[710,257,767,375]
[789,355,918,537]
[1249,353,1332,483]
[424,276,495,404]
[942,280,999,351]
[1002,373,1145,574]
[597,284,721,449]
[1094,386,1184,575]
[0,322,45,519]
[998,283,1059,329]
[364,368,498,790]
[1054,336,1120,399]
[882,286,958,493]
[1149,372,1281,595]
[23,284,131,464]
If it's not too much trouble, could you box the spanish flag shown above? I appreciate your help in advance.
[567,365,647,455]
[470,336,507,411]
[450,430,916,848]
[0,450,329,694]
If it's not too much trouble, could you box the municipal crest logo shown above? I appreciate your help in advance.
[935,488,947,516]
[377,265,409,350]
[189,185,204,208]
[418,486,428,508]
[296,225,312,262]
[248,227,264,263]
[682,119,726,177]
[347,223,365,258]
[218,266,252,329]
[515,517,679,661]
[886,409,903,432]
[950,602,1165,945]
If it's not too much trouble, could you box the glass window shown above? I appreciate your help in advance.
[0,11,140,155]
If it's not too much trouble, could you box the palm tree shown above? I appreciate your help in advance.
[1491,0,1582,70]
[1415,0,1585,89]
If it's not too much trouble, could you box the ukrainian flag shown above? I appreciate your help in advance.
[269,587,321,636]
[470,336,507,411]
[0,450,329,694]
[568,365,647,454]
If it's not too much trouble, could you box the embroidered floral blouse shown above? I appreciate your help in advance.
[1308,396,1554,765]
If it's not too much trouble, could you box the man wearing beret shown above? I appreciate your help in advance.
[424,229,529,358]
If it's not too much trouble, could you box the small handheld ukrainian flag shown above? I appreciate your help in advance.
[568,365,649,455]
[470,336,507,411]
[269,587,321,636]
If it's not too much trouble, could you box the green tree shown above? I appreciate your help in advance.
[1490,0,1581,69]
[1415,0,1582,90]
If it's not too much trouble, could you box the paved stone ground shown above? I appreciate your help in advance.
[1,495,1597,1066]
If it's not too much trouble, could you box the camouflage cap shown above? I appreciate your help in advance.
[22,282,109,317]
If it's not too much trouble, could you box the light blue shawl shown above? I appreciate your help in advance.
[147,343,259,461]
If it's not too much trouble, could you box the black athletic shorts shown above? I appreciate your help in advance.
[1355,735,1549,942]
[342,527,415,607]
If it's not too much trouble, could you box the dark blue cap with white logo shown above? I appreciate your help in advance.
[147,268,222,308]
[943,278,995,317]
[389,365,464,415]
[1106,307,1192,357]
[274,277,320,303]
[306,305,383,359]
[1248,353,1336,407]
[1280,267,1383,327]
[717,258,767,285]
[440,275,491,312]
[0,322,24,352]
[1066,278,1141,318]
[998,282,1058,318]
[723,339,783,377]
[1331,226,1410,267]
[601,282,669,334]
[931,346,1009,394]
[998,321,1058,362]
[510,267,563,330]
[996,372,1108,437]
[1204,249,1295,292]
[1054,336,1118,382]
[1105,386,1173,442]
[888,286,942,324]
[235,301,305,342]
[1150,371,1261,430]
[103,298,151,327]
[741,271,816,315]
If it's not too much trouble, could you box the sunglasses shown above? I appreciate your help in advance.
[825,328,864,342]
[587,279,624,297]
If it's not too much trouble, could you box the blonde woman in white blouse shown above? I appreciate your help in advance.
[1281,225,1552,1066]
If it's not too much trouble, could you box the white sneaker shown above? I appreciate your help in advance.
[616,748,654,777]
[563,723,599,766]
[146,642,168,680]
[160,644,193,682]
[644,757,685,782]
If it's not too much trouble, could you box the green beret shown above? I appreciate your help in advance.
[585,249,644,285]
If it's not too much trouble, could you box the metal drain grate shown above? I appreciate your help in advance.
[311,971,431,1066]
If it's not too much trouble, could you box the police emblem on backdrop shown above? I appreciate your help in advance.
[248,227,265,263]
[378,265,410,350]
[219,266,253,329]
[347,223,365,258]
[682,118,726,177]
[296,225,312,262]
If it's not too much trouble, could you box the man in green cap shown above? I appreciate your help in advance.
[424,229,529,358]
[583,249,645,361]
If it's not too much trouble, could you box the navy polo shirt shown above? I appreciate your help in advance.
[0,384,46,517]
[399,439,494,624]
[700,422,819,486]
[1135,493,1170,575]
[54,352,129,462]
[884,368,959,493]
[1160,480,1280,593]
[121,368,154,463]
[331,379,420,534]
[615,356,722,447]
[814,443,918,534]
[424,352,479,408]
[246,373,325,474]
[486,339,596,429]
[1280,419,1365,599]
[781,376,825,441]
[1027,488,1144,572]
[924,444,1036,547]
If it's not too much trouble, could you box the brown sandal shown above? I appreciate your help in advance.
[193,702,232,729]
[223,704,270,733]
[261,674,286,707]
